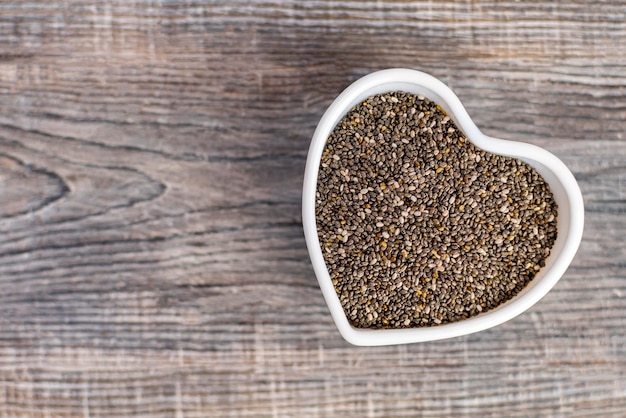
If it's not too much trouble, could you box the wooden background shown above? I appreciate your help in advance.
[0,1,624,416]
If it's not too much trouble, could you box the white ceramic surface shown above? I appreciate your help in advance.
[302,69,584,346]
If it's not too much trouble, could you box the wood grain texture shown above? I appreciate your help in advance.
[0,1,624,416]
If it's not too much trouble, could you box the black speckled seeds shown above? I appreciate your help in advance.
[315,91,558,329]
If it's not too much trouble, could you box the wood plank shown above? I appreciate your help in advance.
[0,0,624,416]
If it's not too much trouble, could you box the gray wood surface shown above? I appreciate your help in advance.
[0,1,624,416]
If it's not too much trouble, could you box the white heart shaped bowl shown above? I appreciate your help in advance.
[302,68,584,346]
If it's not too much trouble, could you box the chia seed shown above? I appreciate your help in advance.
[315,91,558,329]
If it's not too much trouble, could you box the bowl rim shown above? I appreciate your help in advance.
[302,68,584,346]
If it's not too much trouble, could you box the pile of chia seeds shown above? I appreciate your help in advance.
[315,91,558,329]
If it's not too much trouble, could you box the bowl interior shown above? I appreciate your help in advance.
[303,69,583,346]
